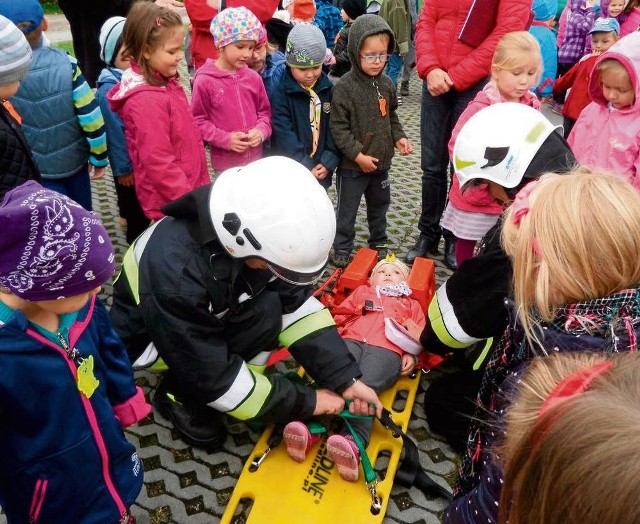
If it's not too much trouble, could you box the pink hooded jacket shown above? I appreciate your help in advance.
[191,60,271,172]
[620,8,640,37]
[108,64,210,220]
[568,31,640,190]
[447,82,541,214]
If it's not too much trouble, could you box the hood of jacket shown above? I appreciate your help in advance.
[107,63,169,113]
[161,183,218,245]
[589,30,640,114]
[481,80,541,106]
[347,14,395,81]
[96,66,123,89]
[196,58,255,80]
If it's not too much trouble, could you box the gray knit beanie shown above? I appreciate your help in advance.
[0,15,32,86]
[285,23,326,69]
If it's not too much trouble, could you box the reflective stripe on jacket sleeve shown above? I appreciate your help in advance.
[117,220,163,305]
[428,285,483,349]
[279,297,335,347]
[208,361,273,420]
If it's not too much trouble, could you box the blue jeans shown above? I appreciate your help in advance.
[417,79,486,241]
[42,164,92,210]
[385,54,404,86]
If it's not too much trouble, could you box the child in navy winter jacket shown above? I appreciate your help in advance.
[0,181,150,523]
[270,23,340,189]
[95,16,150,243]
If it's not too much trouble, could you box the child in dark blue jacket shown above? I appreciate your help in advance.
[0,181,150,523]
[96,17,149,243]
[269,23,340,189]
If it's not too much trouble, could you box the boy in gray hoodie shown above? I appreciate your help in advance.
[329,14,412,268]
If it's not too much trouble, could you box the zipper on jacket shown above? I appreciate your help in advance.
[56,332,82,363]
[24,300,129,519]
[28,478,48,523]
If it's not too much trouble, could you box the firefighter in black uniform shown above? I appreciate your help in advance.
[418,104,577,450]
[111,157,382,450]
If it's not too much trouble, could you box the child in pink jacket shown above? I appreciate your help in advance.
[620,0,640,35]
[191,7,272,173]
[108,3,210,221]
[568,31,640,190]
[443,32,542,266]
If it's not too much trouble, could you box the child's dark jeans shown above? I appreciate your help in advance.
[334,168,390,254]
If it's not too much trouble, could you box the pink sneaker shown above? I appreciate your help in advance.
[326,434,360,482]
[283,421,321,462]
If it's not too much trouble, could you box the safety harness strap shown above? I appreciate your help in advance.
[378,408,453,501]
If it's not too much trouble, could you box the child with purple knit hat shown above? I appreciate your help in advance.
[0,181,150,523]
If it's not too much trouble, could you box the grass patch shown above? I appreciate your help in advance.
[41,0,61,15]
[41,1,62,15]
[52,40,74,56]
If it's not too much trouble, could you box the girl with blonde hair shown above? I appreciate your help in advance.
[442,31,543,268]
[444,168,640,523]
[500,352,640,524]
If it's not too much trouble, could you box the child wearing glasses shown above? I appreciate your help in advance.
[270,23,341,189]
[329,14,413,268]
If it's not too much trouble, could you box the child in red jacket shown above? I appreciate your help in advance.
[281,256,425,481]
[553,17,620,137]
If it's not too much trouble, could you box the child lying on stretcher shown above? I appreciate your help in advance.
[282,255,426,481]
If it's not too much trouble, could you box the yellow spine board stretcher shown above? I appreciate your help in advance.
[221,250,436,523]
[221,373,420,524]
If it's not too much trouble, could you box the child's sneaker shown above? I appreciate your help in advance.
[283,421,321,462]
[326,434,360,481]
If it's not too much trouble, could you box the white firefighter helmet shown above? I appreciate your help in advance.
[453,103,561,190]
[209,156,336,285]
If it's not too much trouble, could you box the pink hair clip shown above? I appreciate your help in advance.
[512,179,543,257]
[511,180,540,225]
[538,361,613,418]
[156,17,162,26]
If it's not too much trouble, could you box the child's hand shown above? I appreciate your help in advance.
[403,318,425,341]
[118,173,134,187]
[395,138,413,155]
[312,164,330,180]
[246,128,264,148]
[313,388,345,415]
[89,164,105,180]
[400,353,417,376]
[355,152,379,173]
[228,131,250,153]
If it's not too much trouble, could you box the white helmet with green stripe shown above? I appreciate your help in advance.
[209,156,335,285]
[453,103,560,190]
